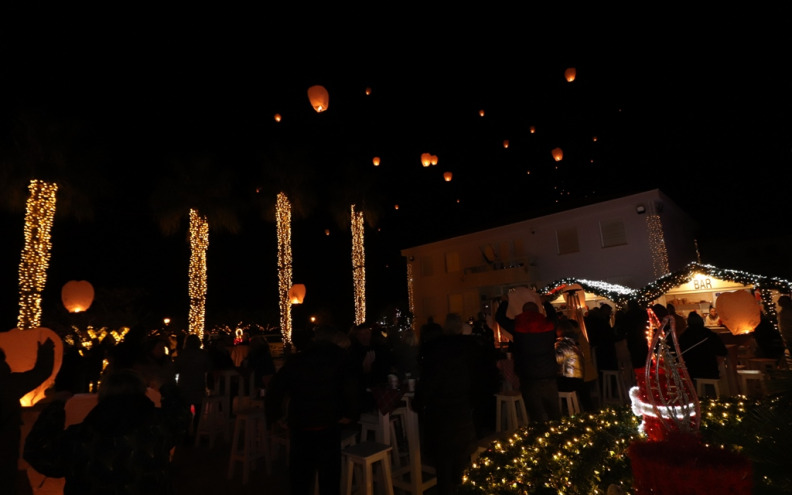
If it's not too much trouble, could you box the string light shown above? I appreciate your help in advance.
[188,209,209,341]
[17,179,58,330]
[406,261,415,328]
[351,204,366,325]
[276,193,293,346]
[647,214,670,278]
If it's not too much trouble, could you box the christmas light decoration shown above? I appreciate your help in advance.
[647,214,670,278]
[406,261,415,327]
[17,179,58,330]
[188,209,209,341]
[276,192,293,345]
[351,204,366,325]
[542,278,636,308]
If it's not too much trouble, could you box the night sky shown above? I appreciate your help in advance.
[1,16,791,332]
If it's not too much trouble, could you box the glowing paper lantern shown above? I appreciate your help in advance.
[421,153,432,167]
[443,172,453,182]
[307,85,329,112]
[552,147,564,162]
[565,67,577,82]
[506,287,543,319]
[288,284,306,304]
[716,290,762,335]
[0,327,63,406]
[430,155,438,166]
[479,109,485,117]
[365,87,372,95]
[372,156,381,167]
[529,126,536,134]
[274,113,282,122]
[61,280,94,313]
[503,139,509,149]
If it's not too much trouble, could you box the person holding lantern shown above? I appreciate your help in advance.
[0,337,55,495]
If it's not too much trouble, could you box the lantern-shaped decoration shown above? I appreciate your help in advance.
[365,87,372,95]
[716,290,762,335]
[430,155,438,166]
[288,284,306,305]
[61,280,94,313]
[0,327,64,406]
[478,109,485,117]
[552,147,564,162]
[503,139,509,149]
[529,126,536,134]
[307,85,329,112]
[565,67,576,82]
[443,172,453,182]
[421,153,432,167]
[324,229,330,236]
[274,113,282,122]
[372,156,381,167]
[394,204,399,210]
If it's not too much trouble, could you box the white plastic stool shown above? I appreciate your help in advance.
[494,392,529,432]
[358,409,402,466]
[695,378,721,398]
[601,370,627,405]
[194,395,230,448]
[342,442,395,495]
[227,408,271,484]
[558,391,581,416]
[737,369,766,398]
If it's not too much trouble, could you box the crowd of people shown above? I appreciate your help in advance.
[2,293,790,495]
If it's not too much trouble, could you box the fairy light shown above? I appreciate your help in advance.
[351,204,366,325]
[406,261,415,326]
[276,192,293,345]
[647,214,670,278]
[188,209,209,341]
[17,179,58,330]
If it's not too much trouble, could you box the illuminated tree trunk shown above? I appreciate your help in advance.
[351,204,366,325]
[188,209,209,341]
[17,179,58,330]
[276,193,293,346]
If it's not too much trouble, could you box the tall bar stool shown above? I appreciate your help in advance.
[194,395,230,448]
[695,378,721,398]
[494,392,529,432]
[227,408,271,484]
[558,390,581,416]
[601,370,627,405]
[358,409,403,468]
[737,369,766,398]
[341,442,395,495]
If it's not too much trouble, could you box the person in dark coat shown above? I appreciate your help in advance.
[23,368,190,495]
[678,312,728,380]
[265,325,359,495]
[412,313,490,495]
[0,338,54,495]
[495,297,560,423]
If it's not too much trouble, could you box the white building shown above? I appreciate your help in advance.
[401,189,699,327]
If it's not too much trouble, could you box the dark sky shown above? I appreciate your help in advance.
[1,15,791,331]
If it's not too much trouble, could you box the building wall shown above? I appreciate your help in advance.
[402,189,698,328]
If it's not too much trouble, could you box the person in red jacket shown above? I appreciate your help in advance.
[496,297,560,423]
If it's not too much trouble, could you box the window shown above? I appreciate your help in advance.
[445,251,460,273]
[556,227,579,254]
[600,219,627,247]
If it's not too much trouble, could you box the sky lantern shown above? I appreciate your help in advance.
[288,284,306,304]
[372,156,381,167]
[503,139,509,149]
[365,87,372,95]
[529,126,536,134]
[716,290,762,335]
[0,328,63,406]
[478,109,485,117]
[307,85,329,112]
[61,280,94,313]
[443,172,453,182]
[430,155,438,166]
[421,153,432,167]
[552,147,564,162]
[324,229,330,236]
[274,113,282,122]
[565,67,577,82]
